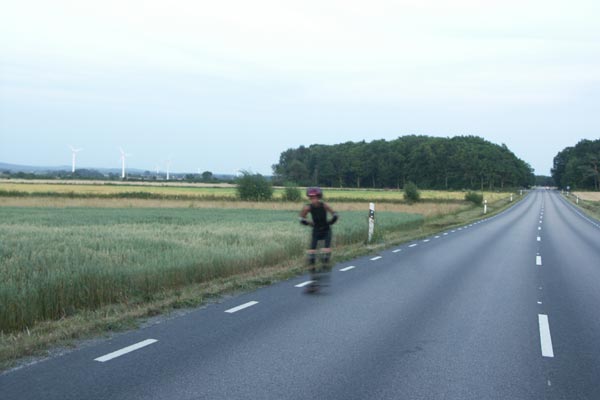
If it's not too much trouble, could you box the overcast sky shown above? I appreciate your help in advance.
[1,0,599,175]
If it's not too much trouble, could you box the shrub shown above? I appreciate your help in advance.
[465,191,483,205]
[282,183,302,202]
[403,182,421,202]
[236,171,273,201]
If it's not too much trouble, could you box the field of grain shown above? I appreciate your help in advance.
[0,207,423,333]
[573,192,600,202]
[0,197,467,218]
[0,181,510,203]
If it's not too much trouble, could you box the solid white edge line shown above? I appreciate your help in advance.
[225,301,259,314]
[295,280,315,288]
[95,339,158,362]
[538,314,555,357]
[370,256,383,261]
[536,256,542,266]
[340,266,356,272]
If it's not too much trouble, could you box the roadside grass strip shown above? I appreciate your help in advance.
[94,339,158,363]
[225,301,259,314]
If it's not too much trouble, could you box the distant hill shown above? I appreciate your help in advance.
[0,162,72,173]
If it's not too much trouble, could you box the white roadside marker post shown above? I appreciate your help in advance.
[368,202,375,243]
[577,196,579,204]
[484,200,488,215]
[510,194,513,202]
[520,189,523,196]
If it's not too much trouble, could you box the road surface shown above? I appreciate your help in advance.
[1,190,599,399]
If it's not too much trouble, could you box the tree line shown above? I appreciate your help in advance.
[552,139,600,190]
[273,135,534,190]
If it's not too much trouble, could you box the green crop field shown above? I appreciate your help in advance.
[0,207,423,333]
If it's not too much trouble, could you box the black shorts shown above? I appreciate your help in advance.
[310,228,332,250]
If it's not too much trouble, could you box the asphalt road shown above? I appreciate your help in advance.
[2,189,599,399]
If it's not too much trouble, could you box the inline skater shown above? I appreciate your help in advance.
[299,187,338,293]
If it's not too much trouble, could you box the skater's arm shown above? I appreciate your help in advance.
[299,205,313,226]
[324,203,338,225]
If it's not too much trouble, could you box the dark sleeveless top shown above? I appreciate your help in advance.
[309,201,329,231]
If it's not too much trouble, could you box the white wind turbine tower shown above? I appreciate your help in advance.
[69,145,83,173]
[165,157,172,181]
[118,147,131,179]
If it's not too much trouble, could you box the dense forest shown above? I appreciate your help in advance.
[273,135,534,190]
[552,139,600,190]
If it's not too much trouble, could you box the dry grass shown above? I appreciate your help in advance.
[0,181,512,203]
[573,192,600,202]
[0,197,467,218]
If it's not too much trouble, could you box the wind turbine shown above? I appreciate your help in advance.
[165,157,172,181]
[118,147,131,179]
[69,145,83,173]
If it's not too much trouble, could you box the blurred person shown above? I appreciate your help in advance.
[299,187,338,293]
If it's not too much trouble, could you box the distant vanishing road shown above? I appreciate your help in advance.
[2,190,600,399]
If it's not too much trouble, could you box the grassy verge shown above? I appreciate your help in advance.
[0,194,520,371]
[564,193,600,220]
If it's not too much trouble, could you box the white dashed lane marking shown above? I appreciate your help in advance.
[295,281,315,288]
[370,256,383,261]
[95,339,158,363]
[340,266,356,272]
[538,314,555,358]
[225,301,259,314]
[392,249,402,253]
[409,244,418,248]
[536,256,542,266]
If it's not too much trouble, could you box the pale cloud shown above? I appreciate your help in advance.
[1,0,599,174]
